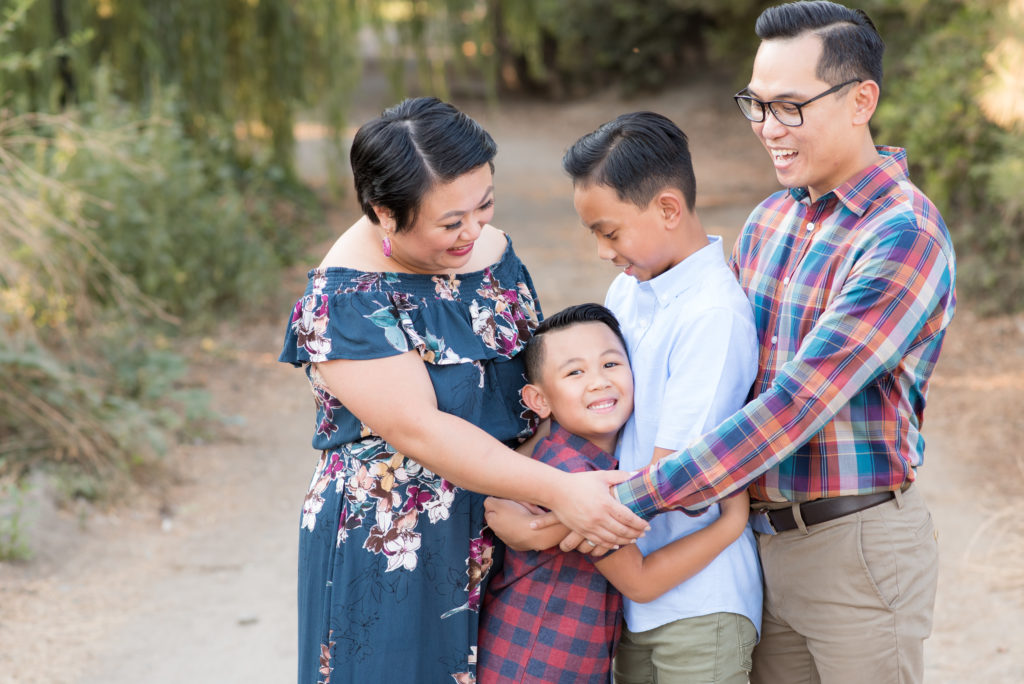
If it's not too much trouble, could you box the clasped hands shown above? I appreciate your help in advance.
[485,469,649,557]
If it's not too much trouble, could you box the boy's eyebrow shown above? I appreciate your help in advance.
[554,348,627,371]
[436,186,494,221]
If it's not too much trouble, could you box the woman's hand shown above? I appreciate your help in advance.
[531,469,649,549]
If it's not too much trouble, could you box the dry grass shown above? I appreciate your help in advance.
[0,111,170,477]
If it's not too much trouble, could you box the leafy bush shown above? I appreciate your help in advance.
[869,0,1024,312]
[54,89,319,324]
[0,110,172,480]
[0,0,360,171]
[0,99,320,482]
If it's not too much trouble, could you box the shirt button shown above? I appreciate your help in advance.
[771,335,778,345]
[783,276,790,285]
[806,222,815,232]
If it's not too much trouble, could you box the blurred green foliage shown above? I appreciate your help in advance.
[0,0,360,170]
[868,0,1024,312]
[481,0,1024,310]
[486,0,768,97]
[0,0,325,485]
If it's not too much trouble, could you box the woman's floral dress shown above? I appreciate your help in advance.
[279,237,541,684]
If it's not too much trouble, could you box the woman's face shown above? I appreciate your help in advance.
[388,164,495,274]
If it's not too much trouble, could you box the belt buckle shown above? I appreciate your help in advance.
[750,509,777,536]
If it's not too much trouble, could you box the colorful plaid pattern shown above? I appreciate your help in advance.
[479,423,622,683]
[615,147,956,516]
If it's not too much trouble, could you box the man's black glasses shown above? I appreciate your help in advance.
[733,79,863,127]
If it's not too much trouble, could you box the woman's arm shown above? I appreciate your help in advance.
[594,490,750,603]
[484,497,568,551]
[314,352,648,546]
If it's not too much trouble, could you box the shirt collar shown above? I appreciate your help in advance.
[789,146,909,217]
[548,421,617,471]
[641,235,725,306]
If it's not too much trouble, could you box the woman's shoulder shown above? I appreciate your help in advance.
[459,225,509,272]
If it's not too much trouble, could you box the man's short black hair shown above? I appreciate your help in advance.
[561,112,697,212]
[756,1,885,89]
[350,97,497,232]
[522,304,627,384]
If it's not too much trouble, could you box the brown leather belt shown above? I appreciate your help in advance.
[754,490,897,534]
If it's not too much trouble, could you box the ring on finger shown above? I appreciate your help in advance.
[584,539,597,547]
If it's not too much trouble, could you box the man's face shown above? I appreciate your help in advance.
[746,33,863,201]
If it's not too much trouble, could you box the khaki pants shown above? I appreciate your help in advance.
[614,612,757,684]
[750,485,938,684]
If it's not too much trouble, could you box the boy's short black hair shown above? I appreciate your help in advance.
[756,1,885,88]
[522,303,627,384]
[350,97,497,232]
[561,111,696,212]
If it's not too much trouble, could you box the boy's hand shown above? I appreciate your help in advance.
[648,446,677,467]
[530,470,649,548]
[717,488,751,536]
[485,497,542,551]
[514,418,551,457]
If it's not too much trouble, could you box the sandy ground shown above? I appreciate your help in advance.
[2,80,1023,683]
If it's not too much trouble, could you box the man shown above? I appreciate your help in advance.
[611,2,956,682]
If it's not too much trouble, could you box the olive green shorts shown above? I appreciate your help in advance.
[613,611,757,684]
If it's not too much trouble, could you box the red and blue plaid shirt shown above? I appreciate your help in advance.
[479,423,621,683]
[615,147,956,515]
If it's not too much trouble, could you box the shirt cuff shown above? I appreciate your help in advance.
[613,453,713,519]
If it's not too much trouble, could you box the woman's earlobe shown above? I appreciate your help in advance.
[372,206,395,232]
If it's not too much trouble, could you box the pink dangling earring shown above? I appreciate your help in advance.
[382,237,392,258]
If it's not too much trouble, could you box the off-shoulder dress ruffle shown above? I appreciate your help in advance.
[279,237,541,683]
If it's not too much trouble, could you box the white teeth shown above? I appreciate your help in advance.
[772,149,797,162]
[589,399,615,410]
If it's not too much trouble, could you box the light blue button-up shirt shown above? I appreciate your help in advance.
[605,235,763,634]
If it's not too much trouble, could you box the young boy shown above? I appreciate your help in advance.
[477,303,750,684]
[562,112,763,683]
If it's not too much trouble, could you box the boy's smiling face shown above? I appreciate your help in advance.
[573,182,682,282]
[522,321,634,453]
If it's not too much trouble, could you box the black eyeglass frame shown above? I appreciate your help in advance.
[733,79,863,127]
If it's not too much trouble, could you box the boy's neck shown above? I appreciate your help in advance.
[656,213,710,277]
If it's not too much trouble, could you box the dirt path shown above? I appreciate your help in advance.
[2,82,1023,683]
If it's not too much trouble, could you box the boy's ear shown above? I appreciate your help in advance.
[521,383,552,419]
[654,190,686,228]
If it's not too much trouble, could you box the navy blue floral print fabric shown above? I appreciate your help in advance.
[279,237,541,683]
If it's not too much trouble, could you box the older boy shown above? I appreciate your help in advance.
[478,304,751,684]
[562,112,762,683]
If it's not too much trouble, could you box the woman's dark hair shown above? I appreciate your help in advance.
[522,303,627,384]
[561,111,696,213]
[755,1,885,89]
[350,97,497,232]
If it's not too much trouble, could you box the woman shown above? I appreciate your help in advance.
[279,98,644,683]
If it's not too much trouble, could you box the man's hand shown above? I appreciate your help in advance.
[530,469,648,548]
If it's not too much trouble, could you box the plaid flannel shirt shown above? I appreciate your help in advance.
[479,423,622,683]
[615,147,956,516]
